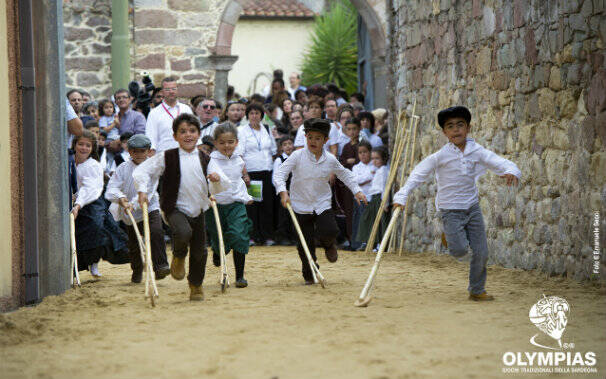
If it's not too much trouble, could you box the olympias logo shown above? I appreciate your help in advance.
[501,295,598,375]
[528,295,569,350]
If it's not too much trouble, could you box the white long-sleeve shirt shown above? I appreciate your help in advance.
[197,120,218,143]
[105,158,160,224]
[75,158,104,208]
[145,101,193,152]
[352,161,375,197]
[132,148,230,218]
[274,148,362,214]
[207,151,252,205]
[393,138,522,210]
[367,165,389,198]
[236,123,277,172]
[293,122,340,154]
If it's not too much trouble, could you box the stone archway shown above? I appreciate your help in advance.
[210,0,387,107]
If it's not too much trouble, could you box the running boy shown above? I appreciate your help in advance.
[393,106,521,301]
[274,118,367,284]
[133,113,229,301]
[105,134,170,283]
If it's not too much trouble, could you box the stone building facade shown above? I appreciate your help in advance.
[63,0,388,103]
[387,0,605,280]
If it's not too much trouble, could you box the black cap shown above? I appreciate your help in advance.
[437,106,471,128]
[304,118,331,137]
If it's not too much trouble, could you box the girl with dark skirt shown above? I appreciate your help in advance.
[71,130,128,277]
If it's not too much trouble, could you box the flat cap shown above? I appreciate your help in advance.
[127,134,151,149]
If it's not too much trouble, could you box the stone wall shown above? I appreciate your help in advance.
[389,0,605,280]
[63,0,116,98]
[63,0,226,99]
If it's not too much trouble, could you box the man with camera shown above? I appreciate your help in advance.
[145,77,193,155]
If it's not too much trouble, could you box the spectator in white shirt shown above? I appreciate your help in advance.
[359,111,384,148]
[351,140,374,250]
[236,103,278,246]
[274,118,367,284]
[393,106,521,301]
[357,146,390,251]
[145,77,193,154]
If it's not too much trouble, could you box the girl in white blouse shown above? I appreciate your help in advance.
[356,146,390,250]
[236,103,277,246]
[71,130,128,277]
[206,123,253,287]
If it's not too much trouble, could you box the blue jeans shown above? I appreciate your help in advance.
[439,202,489,295]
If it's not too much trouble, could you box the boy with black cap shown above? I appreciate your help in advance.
[393,106,521,301]
[105,134,170,283]
[274,118,368,284]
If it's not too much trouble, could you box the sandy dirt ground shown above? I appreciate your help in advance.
[1,246,605,379]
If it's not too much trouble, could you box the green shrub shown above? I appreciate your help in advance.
[300,0,358,95]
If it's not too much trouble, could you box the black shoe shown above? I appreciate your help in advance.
[212,253,220,267]
[131,270,143,283]
[235,278,248,288]
[155,266,170,280]
[304,279,314,285]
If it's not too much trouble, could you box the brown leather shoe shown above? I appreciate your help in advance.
[189,283,204,301]
[469,291,494,301]
[325,244,338,263]
[170,256,186,280]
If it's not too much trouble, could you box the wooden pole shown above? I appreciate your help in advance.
[354,207,402,307]
[398,116,420,256]
[364,100,416,253]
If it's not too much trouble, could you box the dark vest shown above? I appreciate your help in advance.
[159,148,210,215]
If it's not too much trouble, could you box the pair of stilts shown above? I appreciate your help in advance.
[69,203,160,307]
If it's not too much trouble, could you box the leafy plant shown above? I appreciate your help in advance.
[300,0,358,95]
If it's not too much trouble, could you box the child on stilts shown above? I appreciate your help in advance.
[133,114,229,301]
[71,130,128,278]
[274,118,368,284]
[105,134,170,283]
[206,123,254,288]
[393,106,521,301]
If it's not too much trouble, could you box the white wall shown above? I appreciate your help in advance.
[230,19,314,97]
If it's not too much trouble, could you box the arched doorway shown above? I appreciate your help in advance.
[210,0,387,108]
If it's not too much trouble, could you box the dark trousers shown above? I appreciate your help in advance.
[126,210,168,274]
[167,210,208,286]
[295,209,339,281]
[275,205,295,242]
[246,170,275,242]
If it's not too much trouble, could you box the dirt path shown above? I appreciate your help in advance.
[1,246,604,379]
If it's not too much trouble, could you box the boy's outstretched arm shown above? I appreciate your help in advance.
[273,151,298,198]
[478,148,521,186]
[393,153,437,208]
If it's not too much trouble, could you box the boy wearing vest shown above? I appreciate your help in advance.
[272,136,295,245]
[274,119,367,284]
[134,114,229,301]
[106,134,170,283]
[393,106,521,301]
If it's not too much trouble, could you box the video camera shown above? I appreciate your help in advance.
[128,71,155,118]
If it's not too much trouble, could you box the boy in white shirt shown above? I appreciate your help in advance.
[393,106,521,301]
[274,118,367,284]
[134,114,229,301]
[105,134,170,283]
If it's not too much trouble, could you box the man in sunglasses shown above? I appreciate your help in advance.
[194,98,219,140]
